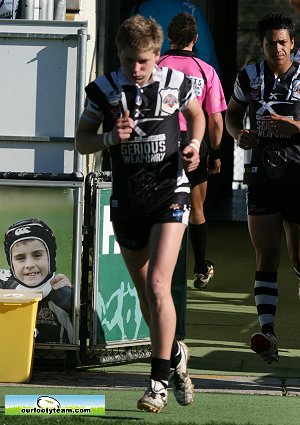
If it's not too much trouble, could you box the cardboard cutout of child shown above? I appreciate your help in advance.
[0,218,73,344]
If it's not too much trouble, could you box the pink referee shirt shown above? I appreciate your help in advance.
[158,51,227,131]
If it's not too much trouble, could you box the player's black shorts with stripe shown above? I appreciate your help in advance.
[247,184,300,224]
[112,204,190,250]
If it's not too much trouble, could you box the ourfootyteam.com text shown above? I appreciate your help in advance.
[21,407,91,415]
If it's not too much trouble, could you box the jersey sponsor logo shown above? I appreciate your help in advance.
[269,92,281,100]
[37,306,57,326]
[129,169,157,206]
[120,136,166,164]
[172,209,184,221]
[15,226,31,236]
[256,114,294,138]
[188,76,204,97]
[263,145,288,169]
[260,144,289,179]
[256,100,293,116]
[160,88,180,114]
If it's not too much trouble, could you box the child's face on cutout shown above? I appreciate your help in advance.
[11,239,49,286]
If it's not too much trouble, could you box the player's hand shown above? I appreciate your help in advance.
[50,274,72,290]
[264,114,300,136]
[182,145,200,172]
[112,110,134,143]
[208,157,221,174]
[236,129,259,150]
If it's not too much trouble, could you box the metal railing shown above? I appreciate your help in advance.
[22,0,66,20]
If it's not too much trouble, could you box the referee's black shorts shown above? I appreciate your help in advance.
[180,132,208,187]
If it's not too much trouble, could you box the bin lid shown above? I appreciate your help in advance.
[0,289,43,303]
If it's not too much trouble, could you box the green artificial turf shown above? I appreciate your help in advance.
[0,388,300,425]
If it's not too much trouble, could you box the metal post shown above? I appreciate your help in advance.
[97,0,106,75]
[74,28,88,174]
[12,0,16,19]
[39,0,47,20]
[22,0,35,19]
[72,184,84,345]
[54,0,66,21]
[47,0,54,20]
[72,26,88,353]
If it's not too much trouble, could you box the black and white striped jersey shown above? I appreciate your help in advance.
[85,65,195,219]
[232,60,300,185]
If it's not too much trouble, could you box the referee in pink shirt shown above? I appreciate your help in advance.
[158,12,227,289]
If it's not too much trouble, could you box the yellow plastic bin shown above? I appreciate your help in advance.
[0,289,42,383]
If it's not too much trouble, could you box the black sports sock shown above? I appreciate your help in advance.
[261,324,276,336]
[151,358,170,388]
[255,271,278,336]
[189,222,208,274]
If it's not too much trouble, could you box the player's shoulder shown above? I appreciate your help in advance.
[89,72,113,89]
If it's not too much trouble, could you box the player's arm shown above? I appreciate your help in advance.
[208,112,223,150]
[76,110,134,155]
[182,98,206,148]
[225,98,247,140]
[225,98,259,150]
[181,98,205,172]
[76,109,103,154]
[207,111,223,173]
[263,113,300,137]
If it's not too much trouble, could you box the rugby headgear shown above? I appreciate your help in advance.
[4,218,57,280]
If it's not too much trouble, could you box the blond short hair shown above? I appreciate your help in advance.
[116,15,163,54]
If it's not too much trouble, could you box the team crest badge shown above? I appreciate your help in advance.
[250,76,263,88]
[160,88,180,114]
[291,80,300,100]
[250,87,261,100]
[249,76,262,100]
[107,90,123,119]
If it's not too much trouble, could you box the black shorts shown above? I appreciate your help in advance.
[112,204,190,250]
[247,184,300,224]
[180,132,208,187]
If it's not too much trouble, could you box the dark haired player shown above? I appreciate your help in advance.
[226,13,300,364]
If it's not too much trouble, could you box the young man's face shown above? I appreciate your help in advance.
[119,48,160,86]
[261,29,294,70]
[11,239,49,286]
